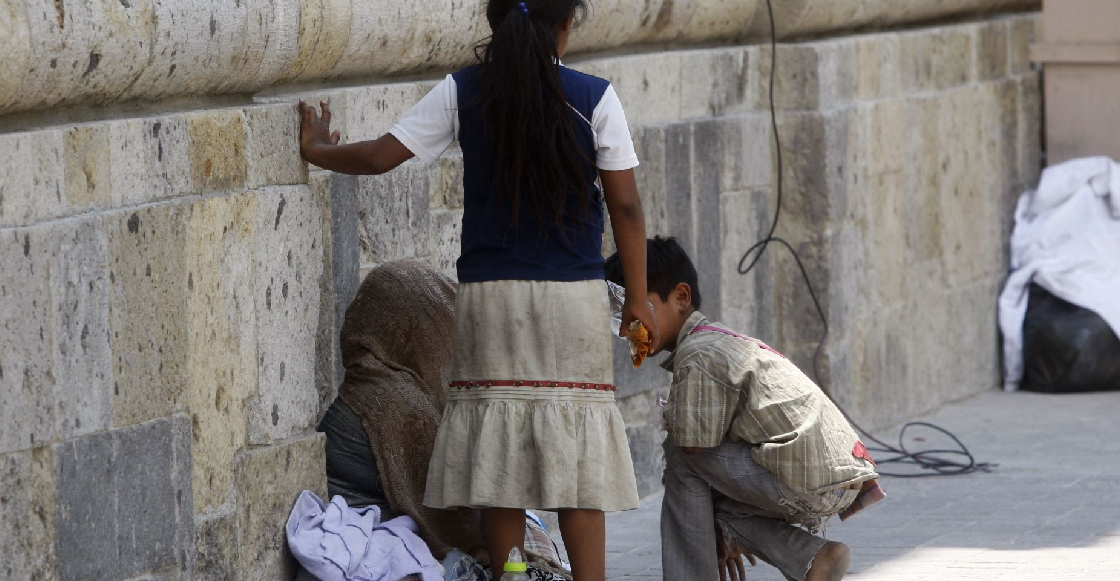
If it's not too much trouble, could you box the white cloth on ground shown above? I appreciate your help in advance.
[998,156,1120,391]
[287,490,443,581]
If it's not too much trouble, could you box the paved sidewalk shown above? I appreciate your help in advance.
[601,390,1120,581]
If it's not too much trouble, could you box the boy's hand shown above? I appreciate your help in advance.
[298,99,340,159]
[716,525,757,581]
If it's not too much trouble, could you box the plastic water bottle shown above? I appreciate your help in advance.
[499,547,530,581]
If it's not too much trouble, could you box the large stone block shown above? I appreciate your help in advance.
[224,0,301,91]
[245,103,310,189]
[64,124,112,214]
[249,186,325,444]
[0,447,57,581]
[814,39,856,110]
[1006,15,1036,75]
[234,433,327,581]
[340,82,427,143]
[975,19,1010,82]
[108,115,192,207]
[854,33,902,101]
[55,419,183,581]
[679,47,751,119]
[900,25,976,93]
[309,172,344,412]
[327,173,361,390]
[1017,73,1042,191]
[719,190,773,336]
[632,126,669,238]
[575,53,683,127]
[107,203,190,426]
[663,123,694,251]
[721,113,773,192]
[194,509,239,581]
[773,112,831,232]
[0,227,55,454]
[187,109,249,195]
[50,217,112,440]
[691,119,725,318]
[756,45,819,111]
[171,414,196,581]
[903,97,944,264]
[0,129,64,228]
[185,194,258,512]
[355,162,431,265]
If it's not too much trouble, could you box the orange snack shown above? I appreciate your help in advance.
[627,321,652,367]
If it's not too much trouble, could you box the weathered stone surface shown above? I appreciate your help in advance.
[356,162,431,266]
[0,227,55,454]
[631,126,669,239]
[0,129,64,228]
[245,103,309,189]
[187,109,249,195]
[626,423,666,498]
[576,53,684,127]
[691,119,725,318]
[327,173,360,392]
[1007,14,1036,75]
[773,112,831,231]
[903,97,944,264]
[757,45,820,111]
[719,190,772,336]
[108,115,192,207]
[64,124,112,213]
[248,186,325,444]
[107,203,190,426]
[185,194,257,512]
[0,447,57,581]
[975,19,1010,81]
[284,0,352,82]
[55,419,181,581]
[341,83,427,143]
[428,152,465,210]
[1018,73,1042,191]
[429,208,464,281]
[171,414,196,581]
[50,217,112,440]
[234,433,327,581]
[854,33,902,101]
[721,113,773,192]
[195,509,238,581]
[663,123,694,252]
[679,48,751,119]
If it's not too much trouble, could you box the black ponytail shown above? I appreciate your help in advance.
[474,0,592,240]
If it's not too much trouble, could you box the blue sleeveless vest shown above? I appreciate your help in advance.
[452,64,610,283]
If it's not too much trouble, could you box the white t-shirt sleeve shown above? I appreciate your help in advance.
[389,75,459,165]
[590,84,639,171]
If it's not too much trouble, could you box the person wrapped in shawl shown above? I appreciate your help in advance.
[297,260,569,581]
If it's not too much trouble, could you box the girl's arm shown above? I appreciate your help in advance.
[298,100,414,175]
[601,168,661,348]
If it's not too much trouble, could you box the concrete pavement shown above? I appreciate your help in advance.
[599,390,1120,581]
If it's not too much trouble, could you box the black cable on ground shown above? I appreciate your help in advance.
[738,0,995,478]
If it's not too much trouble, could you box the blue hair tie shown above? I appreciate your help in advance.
[518,2,528,14]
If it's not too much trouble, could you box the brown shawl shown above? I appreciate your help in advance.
[337,260,482,558]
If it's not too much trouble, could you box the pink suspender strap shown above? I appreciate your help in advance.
[688,325,787,358]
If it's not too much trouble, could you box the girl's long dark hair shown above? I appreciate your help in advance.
[475,0,592,240]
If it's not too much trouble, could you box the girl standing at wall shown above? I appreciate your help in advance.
[297,1,656,579]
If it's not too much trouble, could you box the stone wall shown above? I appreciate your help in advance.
[0,9,1040,581]
[0,0,1038,119]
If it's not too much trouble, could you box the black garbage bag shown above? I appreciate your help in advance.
[1021,283,1120,393]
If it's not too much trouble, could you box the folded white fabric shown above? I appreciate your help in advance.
[287,491,443,581]
[999,156,1120,391]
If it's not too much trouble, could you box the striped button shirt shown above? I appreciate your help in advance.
[661,311,878,494]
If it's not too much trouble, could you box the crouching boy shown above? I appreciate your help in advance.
[605,237,882,581]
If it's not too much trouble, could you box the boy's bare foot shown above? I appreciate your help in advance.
[805,541,850,581]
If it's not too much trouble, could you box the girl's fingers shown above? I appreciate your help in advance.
[321,100,332,125]
[331,130,341,145]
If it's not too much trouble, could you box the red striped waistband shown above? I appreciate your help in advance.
[450,380,616,392]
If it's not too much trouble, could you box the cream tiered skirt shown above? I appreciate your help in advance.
[423,279,640,512]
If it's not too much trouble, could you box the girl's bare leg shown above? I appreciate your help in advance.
[482,507,526,575]
[558,508,606,581]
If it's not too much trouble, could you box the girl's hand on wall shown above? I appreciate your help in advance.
[298,100,340,159]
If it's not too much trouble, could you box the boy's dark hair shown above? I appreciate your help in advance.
[603,236,703,309]
[475,0,592,239]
